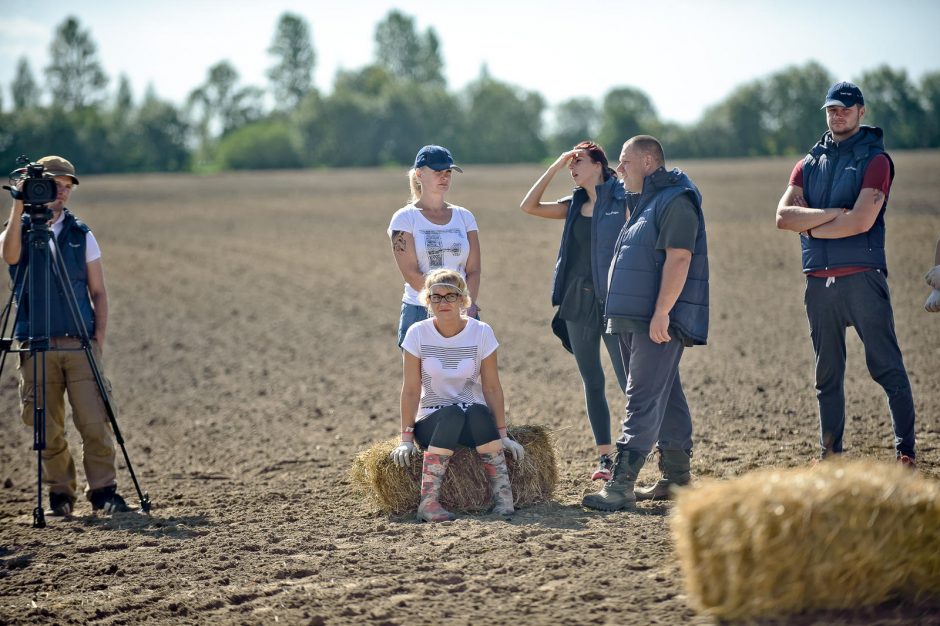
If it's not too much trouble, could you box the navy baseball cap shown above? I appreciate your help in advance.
[822,81,864,109]
[413,145,463,172]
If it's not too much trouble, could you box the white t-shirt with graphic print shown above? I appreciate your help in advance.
[401,317,499,421]
[387,204,478,305]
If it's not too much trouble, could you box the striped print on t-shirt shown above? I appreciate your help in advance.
[400,317,499,420]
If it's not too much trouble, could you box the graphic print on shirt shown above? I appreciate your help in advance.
[422,228,463,269]
[420,344,479,407]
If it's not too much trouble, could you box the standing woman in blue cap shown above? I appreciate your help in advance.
[388,146,481,346]
[519,141,629,482]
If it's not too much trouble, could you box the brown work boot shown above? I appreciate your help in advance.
[582,449,646,511]
[417,452,456,522]
[635,448,691,501]
[480,450,514,516]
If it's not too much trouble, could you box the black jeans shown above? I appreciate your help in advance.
[804,270,916,457]
[414,404,499,450]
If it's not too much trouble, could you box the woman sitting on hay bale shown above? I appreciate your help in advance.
[390,269,525,522]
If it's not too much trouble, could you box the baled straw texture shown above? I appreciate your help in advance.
[350,424,558,514]
[671,460,940,620]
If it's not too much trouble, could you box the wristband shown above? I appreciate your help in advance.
[401,426,414,443]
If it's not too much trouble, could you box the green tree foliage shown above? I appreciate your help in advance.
[763,62,834,154]
[187,61,264,164]
[460,72,545,163]
[292,90,324,167]
[114,74,133,121]
[920,71,940,148]
[855,65,926,149]
[374,10,445,85]
[45,16,108,111]
[216,117,303,170]
[12,57,41,111]
[317,66,392,167]
[4,14,940,173]
[267,13,316,111]
[379,81,461,165]
[598,87,660,156]
[123,87,190,172]
[550,97,599,155]
[692,82,768,158]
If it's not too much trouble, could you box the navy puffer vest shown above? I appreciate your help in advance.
[605,167,709,345]
[801,125,893,273]
[11,210,96,340]
[551,176,628,306]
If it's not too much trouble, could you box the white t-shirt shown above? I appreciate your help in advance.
[401,317,499,421]
[0,211,101,263]
[387,204,478,305]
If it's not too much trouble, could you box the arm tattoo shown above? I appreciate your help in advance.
[872,189,885,205]
[392,230,407,253]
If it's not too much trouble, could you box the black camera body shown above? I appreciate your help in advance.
[19,162,58,206]
[4,156,57,221]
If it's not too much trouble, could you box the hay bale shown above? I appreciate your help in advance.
[350,424,558,514]
[671,459,940,620]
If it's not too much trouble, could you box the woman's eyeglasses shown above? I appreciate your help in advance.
[429,293,459,303]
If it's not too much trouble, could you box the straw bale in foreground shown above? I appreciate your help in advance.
[671,460,940,620]
[350,424,557,514]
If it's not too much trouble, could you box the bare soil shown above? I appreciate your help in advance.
[1,153,938,625]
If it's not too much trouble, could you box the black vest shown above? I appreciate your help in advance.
[11,210,96,340]
[605,168,709,345]
[800,125,893,273]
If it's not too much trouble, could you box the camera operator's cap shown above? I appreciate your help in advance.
[414,145,463,173]
[37,155,79,185]
[822,81,864,109]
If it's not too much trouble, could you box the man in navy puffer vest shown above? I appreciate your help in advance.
[1,155,132,516]
[775,82,916,468]
[583,135,708,511]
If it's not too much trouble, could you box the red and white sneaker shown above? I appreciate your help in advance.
[897,454,916,471]
[591,454,614,481]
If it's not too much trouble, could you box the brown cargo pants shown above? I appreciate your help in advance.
[17,337,117,499]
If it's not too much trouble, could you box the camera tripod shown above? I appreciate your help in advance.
[0,206,151,527]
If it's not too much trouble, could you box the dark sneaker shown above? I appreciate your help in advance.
[89,485,132,513]
[591,454,614,481]
[48,492,76,517]
[897,454,916,471]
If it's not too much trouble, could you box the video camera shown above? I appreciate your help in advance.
[4,155,58,219]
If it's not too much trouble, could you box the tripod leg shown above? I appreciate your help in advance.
[32,350,46,528]
[78,344,151,513]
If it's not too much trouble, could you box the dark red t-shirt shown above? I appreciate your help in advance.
[789,154,891,278]
[789,153,891,197]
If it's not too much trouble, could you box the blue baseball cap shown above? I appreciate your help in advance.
[413,145,463,172]
[822,81,864,109]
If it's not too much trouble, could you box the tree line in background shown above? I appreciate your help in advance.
[2,12,940,175]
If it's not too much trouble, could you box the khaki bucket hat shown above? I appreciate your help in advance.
[37,155,79,185]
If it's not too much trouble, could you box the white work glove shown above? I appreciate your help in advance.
[926,289,940,313]
[498,427,525,461]
[390,441,417,468]
[925,265,940,290]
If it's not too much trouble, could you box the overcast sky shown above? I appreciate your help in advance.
[2,0,938,125]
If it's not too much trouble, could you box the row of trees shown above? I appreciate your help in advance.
[2,12,940,175]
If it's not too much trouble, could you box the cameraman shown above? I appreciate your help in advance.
[1,155,130,516]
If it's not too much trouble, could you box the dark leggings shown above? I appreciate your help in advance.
[414,404,500,450]
[566,319,628,447]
